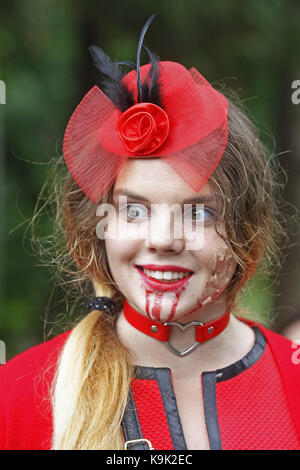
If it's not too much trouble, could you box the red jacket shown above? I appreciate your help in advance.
[1,321,300,450]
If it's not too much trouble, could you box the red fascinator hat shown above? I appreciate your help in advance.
[63,15,228,204]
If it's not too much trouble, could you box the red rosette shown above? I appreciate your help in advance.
[117,103,169,155]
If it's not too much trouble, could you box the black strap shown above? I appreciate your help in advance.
[121,390,151,450]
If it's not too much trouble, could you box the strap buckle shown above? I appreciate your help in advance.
[124,438,154,450]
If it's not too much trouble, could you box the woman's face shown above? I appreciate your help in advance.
[104,158,237,323]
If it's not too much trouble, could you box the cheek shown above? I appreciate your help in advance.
[105,237,139,268]
[193,231,226,270]
[191,232,236,302]
[104,207,147,266]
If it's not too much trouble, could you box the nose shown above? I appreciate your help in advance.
[145,204,185,254]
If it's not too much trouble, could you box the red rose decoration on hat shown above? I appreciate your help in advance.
[117,102,169,155]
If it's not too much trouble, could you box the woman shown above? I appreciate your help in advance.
[1,16,300,450]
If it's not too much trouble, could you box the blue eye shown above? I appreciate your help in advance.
[124,204,148,220]
[185,205,214,222]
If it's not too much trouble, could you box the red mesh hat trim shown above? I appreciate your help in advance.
[162,123,228,192]
[63,62,228,203]
[63,86,128,203]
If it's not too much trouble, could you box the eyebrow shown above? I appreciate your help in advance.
[113,189,216,204]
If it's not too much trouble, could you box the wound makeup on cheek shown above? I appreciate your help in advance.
[195,250,234,308]
[201,296,212,306]
[211,273,219,283]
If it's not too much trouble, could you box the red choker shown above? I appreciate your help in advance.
[123,300,231,357]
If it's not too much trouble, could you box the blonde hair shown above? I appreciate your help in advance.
[32,95,288,449]
[51,309,134,449]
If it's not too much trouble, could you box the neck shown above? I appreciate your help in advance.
[116,301,256,375]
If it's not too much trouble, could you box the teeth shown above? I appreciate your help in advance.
[142,268,191,281]
[164,271,173,280]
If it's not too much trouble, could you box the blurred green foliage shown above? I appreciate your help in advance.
[0,0,299,360]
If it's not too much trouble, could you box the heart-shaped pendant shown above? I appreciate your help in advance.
[163,320,204,357]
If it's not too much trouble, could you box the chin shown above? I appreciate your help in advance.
[173,306,202,322]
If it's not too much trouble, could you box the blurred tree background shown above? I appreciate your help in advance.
[0,0,299,360]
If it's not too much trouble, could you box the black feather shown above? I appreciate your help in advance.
[141,46,162,107]
[88,14,162,112]
[136,14,157,102]
[88,45,134,111]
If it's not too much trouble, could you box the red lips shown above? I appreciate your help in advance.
[138,264,192,272]
[135,265,193,292]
